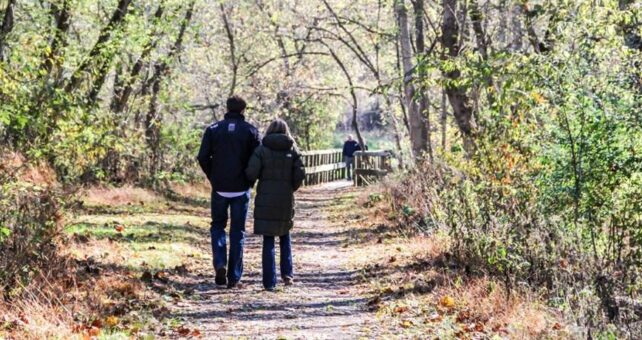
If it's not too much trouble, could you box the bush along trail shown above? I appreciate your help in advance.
[2,180,566,339]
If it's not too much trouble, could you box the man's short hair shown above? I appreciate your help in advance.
[227,95,247,113]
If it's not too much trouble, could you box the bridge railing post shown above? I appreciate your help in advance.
[353,150,393,187]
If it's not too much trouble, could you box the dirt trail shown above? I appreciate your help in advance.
[170,182,377,339]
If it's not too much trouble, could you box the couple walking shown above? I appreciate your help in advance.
[197,95,305,291]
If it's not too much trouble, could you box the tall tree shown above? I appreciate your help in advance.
[65,0,133,98]
[111,3,166,114]
[146,0,196,178]
[413,0,433,161]
[397,0,429,160]
[441,0,476,152]
[220,3,239,97]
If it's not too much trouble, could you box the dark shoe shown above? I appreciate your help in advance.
[265,286,276,292]
[227,281,243,289]
[215,268,227,286]
[283,277,294,286]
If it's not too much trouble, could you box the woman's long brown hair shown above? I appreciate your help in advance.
[265,118,293,138]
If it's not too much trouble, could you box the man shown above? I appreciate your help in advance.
[197,95,260,288]
[342,134,361,181]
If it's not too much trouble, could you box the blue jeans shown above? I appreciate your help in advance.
[262,234,293,289]
[210,191,250,284]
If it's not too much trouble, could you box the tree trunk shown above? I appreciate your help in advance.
[469,0,488,59]
[42,0,71,79]
[111,3,165,114]
[441,88,448,150]
[498,0,507,46]
[220,3,239,97]
[146,63,163,178]
[397,0,428,160]
[145,1,195,179]
[321,41,365,151]
[413,0,433,162]
[0,0,16,62]
[441,0,476,153]
[510,3,524,51]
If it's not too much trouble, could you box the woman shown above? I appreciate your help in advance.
[245,119,306,291]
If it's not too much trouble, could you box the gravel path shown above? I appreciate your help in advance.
[170,182,376,339]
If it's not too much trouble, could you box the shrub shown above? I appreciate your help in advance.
[0,168,65,300]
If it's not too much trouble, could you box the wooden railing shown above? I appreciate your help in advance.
[353,150,393,186]
[300,149,346,186]
[300,149,394,186]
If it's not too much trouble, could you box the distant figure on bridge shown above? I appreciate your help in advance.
[197,95,260,289]
[246,119,306,291]
[342,134,361,181]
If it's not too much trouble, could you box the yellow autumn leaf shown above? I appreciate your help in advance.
[400,320,414,328]
[440,295,455,308]
[105,316,119,327]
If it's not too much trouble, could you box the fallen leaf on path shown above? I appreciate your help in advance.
[552,322,562,330]
[114,225,125,232]
[105,316,119,327]
[394,305,409,314]
[439,295,455,308]
[400,320,414,328]
[176,325,191,336]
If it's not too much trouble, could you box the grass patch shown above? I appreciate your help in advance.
[66,214,210,272]
[0,185,213,338]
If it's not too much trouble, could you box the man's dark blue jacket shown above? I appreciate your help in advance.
[197,112,260,192]
[342,140,361,157]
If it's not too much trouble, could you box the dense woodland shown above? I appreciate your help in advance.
[1,0,642,338]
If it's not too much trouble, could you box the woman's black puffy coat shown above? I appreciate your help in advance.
[245,133,306,236]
